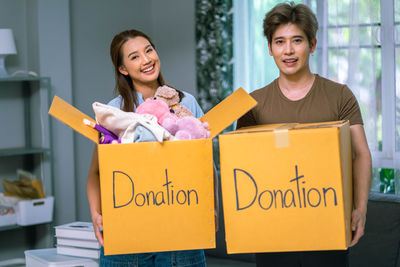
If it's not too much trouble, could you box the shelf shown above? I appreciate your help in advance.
[0,224,20,232]
[0,77,45,82]
[0,147,50,157]
[0,75,54,254]
[0,222,52,232]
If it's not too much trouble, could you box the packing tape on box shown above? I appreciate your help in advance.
[273,123,298,148]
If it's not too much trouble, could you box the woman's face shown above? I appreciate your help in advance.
[118,36,161,86]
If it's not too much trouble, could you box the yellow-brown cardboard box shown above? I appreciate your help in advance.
[219,121,352,253]
[49,88,256,255]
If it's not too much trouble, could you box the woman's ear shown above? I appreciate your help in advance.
[118,65,128,76]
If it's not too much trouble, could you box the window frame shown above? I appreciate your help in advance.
[315,0,397,169]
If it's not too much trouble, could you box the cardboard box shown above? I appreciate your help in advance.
[219,121,352,253]
[49,88,256,255]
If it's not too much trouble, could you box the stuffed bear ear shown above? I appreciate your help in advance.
[156,86,178,99]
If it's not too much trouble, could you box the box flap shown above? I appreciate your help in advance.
[49,88,257,142]
[200,88,257,139]
[224,120,347,135]
[222,121,347,149]
[48,96,99,143]
[294,120,346,129]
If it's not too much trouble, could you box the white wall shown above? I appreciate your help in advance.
[151,0,197,95]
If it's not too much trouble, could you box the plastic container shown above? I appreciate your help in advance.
[0,213,17,227]
[16,196,54,226]
[25,248,99,267]
[0,205,17,227]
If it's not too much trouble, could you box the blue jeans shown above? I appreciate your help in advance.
[100,247,206,267]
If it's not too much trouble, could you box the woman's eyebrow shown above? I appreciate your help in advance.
[127,50,138,58]
[127,44,152,58]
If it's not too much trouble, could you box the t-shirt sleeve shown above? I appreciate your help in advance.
[339,86,363,125]
[236,109,257,130]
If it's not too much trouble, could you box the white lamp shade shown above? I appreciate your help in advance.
[0,29,17,55]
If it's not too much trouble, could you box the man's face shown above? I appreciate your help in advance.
[268,23,316,78]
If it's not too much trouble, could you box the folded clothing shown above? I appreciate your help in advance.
[92,102,174,143]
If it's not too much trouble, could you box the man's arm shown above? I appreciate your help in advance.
[349,124,372,247]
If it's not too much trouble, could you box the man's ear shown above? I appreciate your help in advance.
[310,38,317,54]
[118,65,128,76]
[268,42,273,56]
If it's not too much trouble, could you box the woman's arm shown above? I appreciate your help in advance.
[87,146,104,246]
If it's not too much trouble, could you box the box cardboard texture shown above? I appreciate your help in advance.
[48,88,256,255]
[219,121,352,253]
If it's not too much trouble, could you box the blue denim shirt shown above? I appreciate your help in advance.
[107,91,204,118]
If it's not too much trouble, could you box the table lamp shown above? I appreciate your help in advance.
[0,29,17,78]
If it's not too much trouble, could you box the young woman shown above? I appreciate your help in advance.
[87,29,207,267]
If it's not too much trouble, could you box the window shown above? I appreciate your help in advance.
[234,0,399,194]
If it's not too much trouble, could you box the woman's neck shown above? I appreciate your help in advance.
[133,80,160,100]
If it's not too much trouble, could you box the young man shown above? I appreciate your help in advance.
[237,3,372,267]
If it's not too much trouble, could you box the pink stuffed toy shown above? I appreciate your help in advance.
[136,99,178,126]
[163,116,210,140]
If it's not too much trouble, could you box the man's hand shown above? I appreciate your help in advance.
[349,208,366,247]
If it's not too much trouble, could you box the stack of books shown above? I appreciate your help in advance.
[55,221,100,259]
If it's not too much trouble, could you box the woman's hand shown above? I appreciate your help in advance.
[92,212,104,246]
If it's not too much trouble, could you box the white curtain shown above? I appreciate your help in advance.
[394,0,400,194]
[233,0,280,93]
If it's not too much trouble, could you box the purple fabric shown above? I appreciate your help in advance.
[94,124,118,139]
[100,134,121,144]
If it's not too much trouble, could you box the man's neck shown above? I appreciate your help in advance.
[278,71,315,101]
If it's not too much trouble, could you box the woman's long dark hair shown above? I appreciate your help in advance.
[110,29,183,112]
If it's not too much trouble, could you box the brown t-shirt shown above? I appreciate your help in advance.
[237,74,363,128]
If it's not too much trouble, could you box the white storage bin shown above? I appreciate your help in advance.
[0,205,17,227]
[0,213,17,227]
[16,196,54,226]
[25,248,99,267]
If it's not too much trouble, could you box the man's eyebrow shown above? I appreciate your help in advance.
[292,35,305,39]
[273,35,305,41]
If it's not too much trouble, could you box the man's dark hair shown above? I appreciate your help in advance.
[263,2,318,47]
